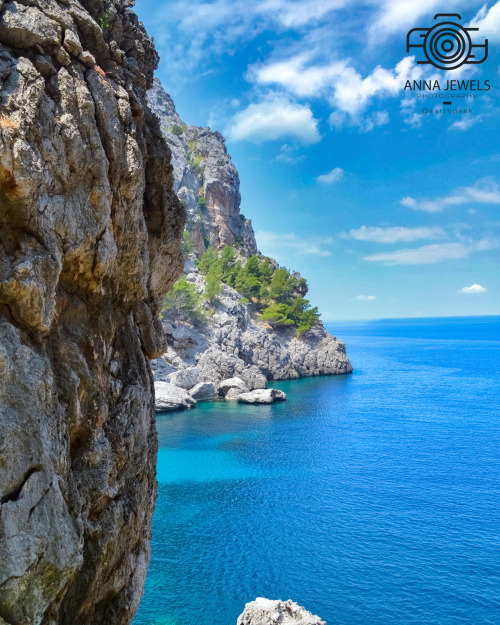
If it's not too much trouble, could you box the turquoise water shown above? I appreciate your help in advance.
[134,316,500,625]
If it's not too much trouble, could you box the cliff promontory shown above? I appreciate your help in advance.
[147,81,352,409]
[0,1,184,623]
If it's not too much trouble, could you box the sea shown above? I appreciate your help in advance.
[133,316,500,625]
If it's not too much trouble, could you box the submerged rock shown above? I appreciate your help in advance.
[155,382,196,412]
[238,389,287,404]
[237,598,326,625]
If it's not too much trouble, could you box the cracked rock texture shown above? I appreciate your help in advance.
[0,0,184,623]
[148,79,257,257]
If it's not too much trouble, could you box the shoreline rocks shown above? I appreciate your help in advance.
[155,382,197,412]
[238,389,287,404]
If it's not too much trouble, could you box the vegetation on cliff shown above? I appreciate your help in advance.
[161,241,320,335]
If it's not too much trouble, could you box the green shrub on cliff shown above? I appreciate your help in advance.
[204,264,222,303]
[182,230,194,259]
[171,124,184,136]
[160,276,204,321]
[196,245,320,334]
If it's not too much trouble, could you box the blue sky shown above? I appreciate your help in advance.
[136,0,500,320]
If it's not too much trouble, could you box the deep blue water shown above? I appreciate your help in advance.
[133,316,500,625]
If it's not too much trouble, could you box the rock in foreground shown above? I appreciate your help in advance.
[0,1,184,622]
[237,598,326,625]
[238,389,287,404]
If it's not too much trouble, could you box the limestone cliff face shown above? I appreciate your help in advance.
[0,1,184,623]
[148,79,257,257]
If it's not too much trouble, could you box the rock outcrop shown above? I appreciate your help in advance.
[148,79,257,257]
[151,261,352,410]
[154,382,196,412]
[0,1,184,623]
[147,82,352,412]
[237,598,326,625]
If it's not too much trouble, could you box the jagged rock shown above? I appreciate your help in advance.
[225,387,245,400]
[238,389,287,404]
[155,382,196,412]
[218,377,247,396]
[0,2,61,48]
[237,598,326,625]
[148,80,258,257]
[190,381,217,401]
[63,29,83,56]
[158,274,352,391]
[0,1,184,623]
[151,356,177,382]
[168,366,200,390]
[241,366,267,391]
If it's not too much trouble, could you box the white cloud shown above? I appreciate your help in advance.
[364,239,496,265]
[469,2,500,43]
[274,144,306,164]
[356,295,376,301]
[349,225,445,243]
[460,284,488,294]
[369,0,468,40]
[250,54,427,129]
[152,0,352,77]
[400,179,500,213]
[256,231,333,256]
[449,116,483,131]
[317,167,344,184]
[226,96,321,144]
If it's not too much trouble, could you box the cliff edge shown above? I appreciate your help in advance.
[0,1,184,623]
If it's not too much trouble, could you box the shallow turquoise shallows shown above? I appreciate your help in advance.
[133,316,500,625]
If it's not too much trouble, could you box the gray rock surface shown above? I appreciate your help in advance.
[225,387,245,400]
[148,79,257,257]
[238,389,287,404]
[190,381,217,401]
[155,382,196,412]
[0,1,184,623]
[157,273,352,392]
[168,366,200,389]
[237,598,326,625]
[218,377,248,396]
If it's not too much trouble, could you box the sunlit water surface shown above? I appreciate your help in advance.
[134,316,500,625]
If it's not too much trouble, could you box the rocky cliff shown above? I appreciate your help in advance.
[148,79,257,257]
[0,1,184,623]
[147,82,352,409]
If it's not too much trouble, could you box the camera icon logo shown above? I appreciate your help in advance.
[407,14,488,70]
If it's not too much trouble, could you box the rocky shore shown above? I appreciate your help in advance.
[0,1,349,621]
[151,260,352,412]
